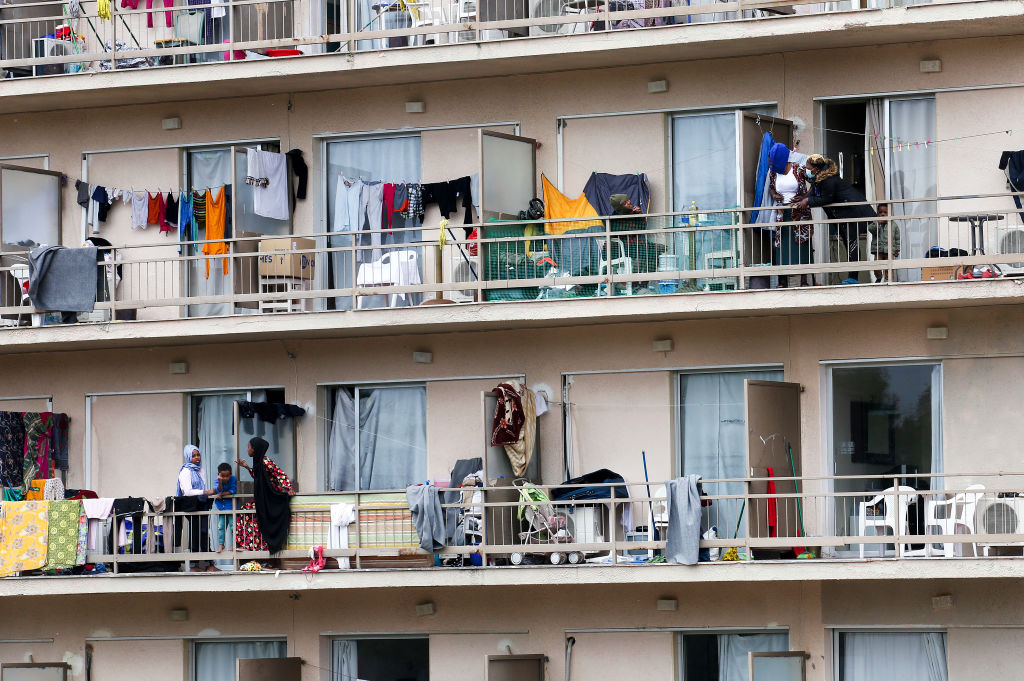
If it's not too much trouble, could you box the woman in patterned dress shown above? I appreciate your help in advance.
[235,437,294,555]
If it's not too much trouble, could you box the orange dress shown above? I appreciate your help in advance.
[201,186,229,277]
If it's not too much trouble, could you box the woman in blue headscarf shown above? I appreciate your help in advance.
[767,142,813,287]
[177,444,214,497]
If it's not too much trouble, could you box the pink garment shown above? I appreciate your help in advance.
[382,183,395,232]
[145,0,174,28]
[82,498,115,551]
[121,0,139,8]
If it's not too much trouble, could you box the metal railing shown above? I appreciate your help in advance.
[2,194,1022,325]
[0,0,993,78]
[16,472,1024,576]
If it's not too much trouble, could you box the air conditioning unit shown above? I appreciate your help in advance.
[448,260,476,303]
[529,0,588,36]
[995,225,1024,276]
[975,496,1024,540]
[32,37,73,77]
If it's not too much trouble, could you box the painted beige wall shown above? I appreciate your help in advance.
[89,392,185,499]
[569,631,675,680]
[90,639,185,681]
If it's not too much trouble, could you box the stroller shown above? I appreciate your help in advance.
[509,480,582,565]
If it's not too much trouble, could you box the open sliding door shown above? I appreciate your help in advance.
[745,380,803,554]
[737,113,794,271]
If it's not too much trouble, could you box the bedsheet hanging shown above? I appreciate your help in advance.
[541,175,603,235]
[582,172,651,216]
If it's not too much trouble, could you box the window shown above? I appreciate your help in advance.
[678,369,785,486]
[184,143,290,318]
[836,631,946,681]
[324,135,422,310]
[190,388,297,483]
[1,165,61,248]
[331,637,428,681]
[193,640,286,681]
[829,363,941,547]
[679,631,788,681]
[325,384,427,491]
[1,664,69,681]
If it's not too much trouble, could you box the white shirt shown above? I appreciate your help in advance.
[178,467,208,496]
[774,167,800,203]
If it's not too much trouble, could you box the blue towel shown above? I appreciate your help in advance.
[751,132,775,224]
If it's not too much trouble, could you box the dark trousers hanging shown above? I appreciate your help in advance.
[173,495,212,553]
[112,497,146,555]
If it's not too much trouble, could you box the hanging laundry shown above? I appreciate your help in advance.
[247,149,290,221]
[401,183,423,221]
[47,499,84,569]
[201,186,229,278]
[0,501,50,576]
[393,183,408,215]
[286,149,308,203]
[122,190,149,230]
[422,176,473,231]
[0,412,25,489]
[359,181,385,262]
[236,401,307,423]
[88,185,111,233]
[333,176,363,233]
[163,192,178,232]
[147,192,165,227]
[75,511,89,565]
[540,174,602,235]
[178,191,195,248]
[82,497,114,551]
[51,413,70,473]
[75,180,91,209]
[582,172,651,217]
[382,183,395,232]
[23,412,55,481]
[192,190,207,232]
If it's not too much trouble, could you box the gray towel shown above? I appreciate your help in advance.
[665,475,703,565]
[406,484,446,553]
[28,246,98,312]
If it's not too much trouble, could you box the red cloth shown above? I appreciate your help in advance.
[382,183,395,232]
[766,466,778,538]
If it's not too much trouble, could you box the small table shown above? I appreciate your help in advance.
[949,214,1004,255]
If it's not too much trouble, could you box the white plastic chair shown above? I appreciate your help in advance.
[450,0,476,42]
[407,1,447,45]
[924,484,985,557]
[645,484,668,557]
[356,249,422,308]
[857,485,916,558]
[598,238,633,296]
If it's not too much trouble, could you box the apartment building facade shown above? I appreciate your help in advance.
[3,1,1024,680]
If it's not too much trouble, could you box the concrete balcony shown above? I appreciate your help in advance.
[0,0,1021,113]
[3,474,1024,597]
[2,198,1023,353]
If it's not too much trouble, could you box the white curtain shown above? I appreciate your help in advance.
[332,640,359,681]
[889,97,937,281]
[197,392,247,485]
[840,632,947,681]
[718,633,788,681]
[194,640,287,681]
[327,385,427,491]
[865,99,886,204]
[326,135,422,310]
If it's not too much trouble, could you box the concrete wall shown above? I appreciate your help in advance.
[5,576,1024,681]
[1,304,1023,496]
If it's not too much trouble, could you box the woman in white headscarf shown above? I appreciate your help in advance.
[177,444,214,497]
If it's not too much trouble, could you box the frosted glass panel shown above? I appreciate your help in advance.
[2,668,67,681]
[752,655,803,680]
[482,132,535,217]
[2,168,59,248]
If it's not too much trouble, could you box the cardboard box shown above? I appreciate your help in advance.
[258,237,316,279]
[922,265,959,282]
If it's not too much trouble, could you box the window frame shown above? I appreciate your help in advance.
[187,386,295,482]
[190,637,287,681]
[321,381,428,492]
[676,628,791,681]
[0,663,70,681]
[0,163,64,249]
[674,365,785,479]
[329,635,430,681]
[831,629,948,681]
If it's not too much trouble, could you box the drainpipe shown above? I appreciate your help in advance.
[564,636,576,681]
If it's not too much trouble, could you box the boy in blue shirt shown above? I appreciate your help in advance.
[213,462,237,552]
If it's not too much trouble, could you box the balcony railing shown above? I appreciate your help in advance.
[0,0,996,79]
[1,195,1022,326]
[11,472,1024,577]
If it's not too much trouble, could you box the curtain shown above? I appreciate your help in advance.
[197,392,247,485]
[718,633,788,681]
[326,135,422,310]
[865,99,886,203]
[332,640,359,681]
[889,97,937,282]
[194,640,286,681]
[189,150,234,318]
[840,632,947,681]
[327,385,427,491]
[672,113,738,275]
[680,370,783,536]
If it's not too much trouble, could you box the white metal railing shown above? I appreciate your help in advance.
[0,0,994,77]
[12,472,1024,576]
[1,194,1022,324]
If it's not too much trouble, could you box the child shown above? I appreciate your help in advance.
[213,462,237,552]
